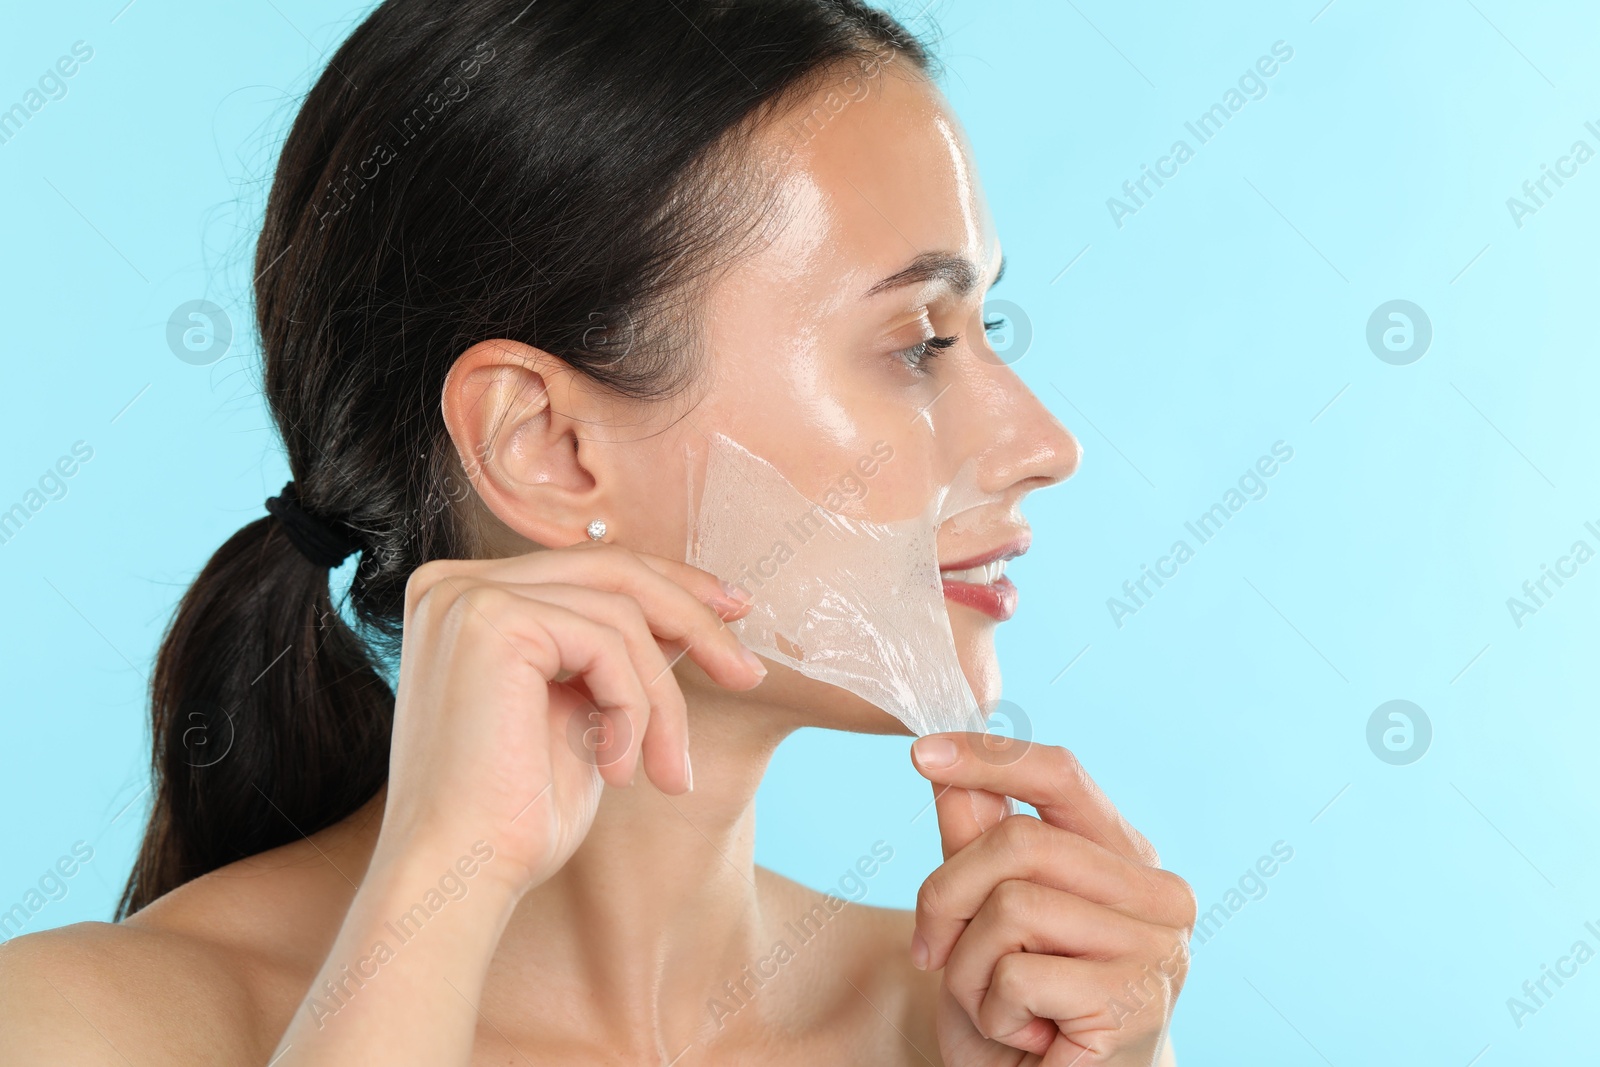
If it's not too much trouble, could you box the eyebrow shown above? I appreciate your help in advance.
[864,251,1006,299]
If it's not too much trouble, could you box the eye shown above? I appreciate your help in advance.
[983,316,1006,335]
[894,333,958,373]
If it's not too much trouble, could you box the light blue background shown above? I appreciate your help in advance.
[3,1,1596,1063]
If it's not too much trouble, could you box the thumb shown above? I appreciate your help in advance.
[915,736,1012,860]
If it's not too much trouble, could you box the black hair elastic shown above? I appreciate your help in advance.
[264,481,361,568]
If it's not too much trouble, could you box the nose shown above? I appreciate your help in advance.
[944,355,1080,498]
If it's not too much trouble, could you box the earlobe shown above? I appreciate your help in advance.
[440,339,605,548]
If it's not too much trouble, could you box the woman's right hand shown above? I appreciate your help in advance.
[373,542,767,897]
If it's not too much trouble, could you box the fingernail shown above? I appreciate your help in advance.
[910,933,930,970]
[739,646,767,678]
[720,580,753,604]
[683,748,694,792]
[912,736,958,768]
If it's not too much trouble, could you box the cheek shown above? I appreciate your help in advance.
[702,363,944,523]
[611,431,695,561]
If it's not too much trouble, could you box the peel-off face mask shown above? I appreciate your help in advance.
[686,432,1000,736]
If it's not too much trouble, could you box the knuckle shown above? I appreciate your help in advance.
[405,559,450,610]
[990,877,1035,920]
[1046,743,1087,786]
[990,952,1029,1001]
[462,584,517,624]
[1159,870,1198,928]
[1132,830,1161,869]
[592,588,641,622]
[412,571,466,622]
[995,813,1043,863]
[444,586,523,644]
[598,619,631,655]
[598,542,642,568]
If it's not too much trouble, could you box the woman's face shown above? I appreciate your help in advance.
[587,67,1079,733]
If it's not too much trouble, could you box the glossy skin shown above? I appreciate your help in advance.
[0,68,1193,1065]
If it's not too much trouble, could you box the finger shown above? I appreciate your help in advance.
[507,582,690,794]
[572,542,756,614]
[911,734,1158,866]
[916,814,1191,971]
[928,780,1010,863]
[440,582,653,789]
[459,545,766,690]
[977,952,1175,1062]
[943,880,1177,1027]
[455,543,754,620]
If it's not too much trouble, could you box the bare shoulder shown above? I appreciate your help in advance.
[753,867,942,1065]
[0,916,265,1064]
[0,819,373,1066]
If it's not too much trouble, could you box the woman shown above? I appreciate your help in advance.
[0,1,1195,1062]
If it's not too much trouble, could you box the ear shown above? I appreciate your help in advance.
[440,339,610,549]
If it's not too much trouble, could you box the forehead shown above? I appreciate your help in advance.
[742,66,996,299]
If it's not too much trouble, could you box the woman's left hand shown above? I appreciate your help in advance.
[910,732,1196,1066]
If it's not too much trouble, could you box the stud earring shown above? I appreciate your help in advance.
[586,519,608,541]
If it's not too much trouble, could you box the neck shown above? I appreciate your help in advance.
[490,688,792,1056]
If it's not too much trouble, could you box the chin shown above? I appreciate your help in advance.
[949,609,1003,716]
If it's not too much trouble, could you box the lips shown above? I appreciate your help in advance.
[940,538,1028,622]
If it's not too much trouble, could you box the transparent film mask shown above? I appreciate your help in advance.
[685,432,999,736]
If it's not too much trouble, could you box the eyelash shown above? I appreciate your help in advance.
[894,318,1007,372]
[895,333,958,372]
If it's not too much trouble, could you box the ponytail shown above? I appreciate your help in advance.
[116,517,393,917]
